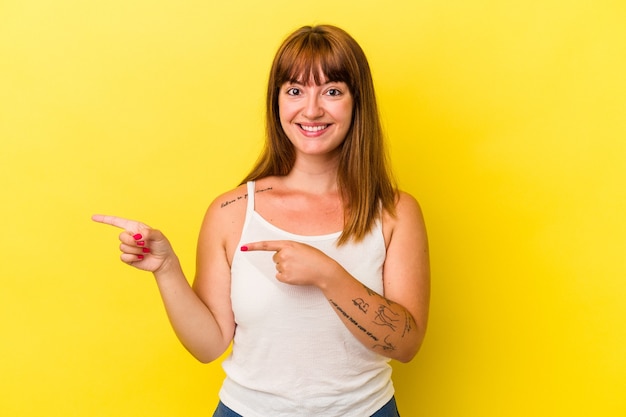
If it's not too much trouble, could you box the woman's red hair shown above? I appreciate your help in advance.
[242,25,396,244]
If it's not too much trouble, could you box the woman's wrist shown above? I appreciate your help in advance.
[153,254,182,281]
[317,260,347,292]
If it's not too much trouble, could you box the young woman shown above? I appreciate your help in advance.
[93,24,429,417]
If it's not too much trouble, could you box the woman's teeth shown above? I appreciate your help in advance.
[300,124,328,132]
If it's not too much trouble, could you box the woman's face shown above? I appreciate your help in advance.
[278,77,353,160]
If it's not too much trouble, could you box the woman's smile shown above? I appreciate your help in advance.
[298,123,330,133]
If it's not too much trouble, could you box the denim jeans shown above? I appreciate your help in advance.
[212,401,242,417]
[371,396,400,417]
[212,396,400,417]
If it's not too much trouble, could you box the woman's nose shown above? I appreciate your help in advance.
[302,94,324,119]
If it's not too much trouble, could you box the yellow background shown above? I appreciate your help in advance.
[1,1,625,415]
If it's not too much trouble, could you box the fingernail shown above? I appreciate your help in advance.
[137,241,145,247]
[133,233,143,240]
[142,247,150,253]
[240,246,248,252]
[137,255,144,260]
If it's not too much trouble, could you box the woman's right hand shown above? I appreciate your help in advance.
[92,214,175,273]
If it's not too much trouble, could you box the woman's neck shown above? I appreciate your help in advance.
[283,157,340,195]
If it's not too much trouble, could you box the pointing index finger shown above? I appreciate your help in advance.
[241,240,288,252]
[92,214,145,232]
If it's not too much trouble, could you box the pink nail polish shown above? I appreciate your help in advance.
[136,241,145,247]
[137,255,144,260]
[142,247,150,253]
[133,233,143,240]
[240,246,248,252]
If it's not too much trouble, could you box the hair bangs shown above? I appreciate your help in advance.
[277,33,352,88]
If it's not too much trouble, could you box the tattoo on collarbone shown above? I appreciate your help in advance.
[373,304,400,331]
[352,298,369,313]
[330,300,379,342]
[220,199,238,208]
[220,187,273,208]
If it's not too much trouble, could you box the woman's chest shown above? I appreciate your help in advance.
[255,191,344,236]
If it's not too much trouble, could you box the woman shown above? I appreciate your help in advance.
[93,24,429,417]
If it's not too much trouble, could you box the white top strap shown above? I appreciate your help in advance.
[246,181,256,213]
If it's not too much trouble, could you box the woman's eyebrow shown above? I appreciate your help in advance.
[285,78,344,87]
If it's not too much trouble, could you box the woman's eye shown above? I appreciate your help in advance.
[286,87,300,96]
[326,88,342,97]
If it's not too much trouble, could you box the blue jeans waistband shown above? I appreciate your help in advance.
[212,396,399,417]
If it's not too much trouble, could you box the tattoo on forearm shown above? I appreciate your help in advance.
[362,285,377,297]
[220,187,273,208]
[374,335,397,352]
[373,304,400,331]
[402,311,413,337]
[358,285,403,334]
[352,298,369,313]
[361,284,396,307]
[330,300,379,342]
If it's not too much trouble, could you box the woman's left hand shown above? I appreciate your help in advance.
[241,240,341,288]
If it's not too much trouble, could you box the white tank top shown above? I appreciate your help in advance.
[219,181,394,417]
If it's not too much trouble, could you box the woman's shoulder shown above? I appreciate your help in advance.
[383,190,422,220]
[382,190,426,245]
[200,183,249,233]
[208,183,251,212]
[209,177,277,208]
[395,190,422,213]
[203,177,281,224]
[198,183,251,261]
